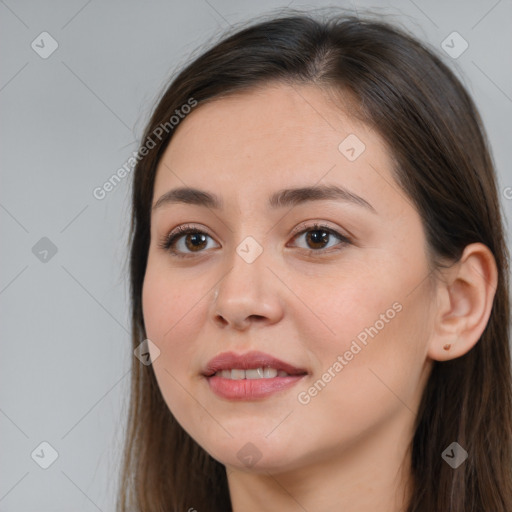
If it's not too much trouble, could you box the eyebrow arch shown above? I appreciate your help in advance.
[152,184,376,213]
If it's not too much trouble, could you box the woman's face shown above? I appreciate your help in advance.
[142,83,435,473]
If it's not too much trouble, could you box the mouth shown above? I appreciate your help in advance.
[202,350,308,400]
[212,368,295,379]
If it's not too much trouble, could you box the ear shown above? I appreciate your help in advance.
[427,243,498,362]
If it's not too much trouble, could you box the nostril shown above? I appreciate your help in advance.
[215,314,229,326]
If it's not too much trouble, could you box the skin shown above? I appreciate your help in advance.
[141,83,497,512]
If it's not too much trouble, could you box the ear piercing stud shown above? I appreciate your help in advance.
[443,343,452,351]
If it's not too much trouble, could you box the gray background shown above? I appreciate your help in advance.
[1,0,511,510]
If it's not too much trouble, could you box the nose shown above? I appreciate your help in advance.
[212,248,284,331]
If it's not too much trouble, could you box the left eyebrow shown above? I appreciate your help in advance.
[152,184,377,213]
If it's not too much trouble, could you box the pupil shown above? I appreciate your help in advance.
[307,230,328,249]
[186,233,207,251]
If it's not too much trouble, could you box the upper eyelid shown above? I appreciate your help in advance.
[290,222,347,239]
[167,222,346,240]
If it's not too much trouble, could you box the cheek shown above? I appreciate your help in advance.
[355,293,430,402]
[294,297,428,446]
[301,272,398,353]
[141,264,203,417]
[142,261,194,342]
[142,260,214,378]
[304,267,430,395]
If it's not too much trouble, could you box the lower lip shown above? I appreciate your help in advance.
[206,374,306,400]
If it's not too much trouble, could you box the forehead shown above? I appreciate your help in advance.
[153,83,396,211]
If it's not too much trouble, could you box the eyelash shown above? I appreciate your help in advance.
[157,223,351,259]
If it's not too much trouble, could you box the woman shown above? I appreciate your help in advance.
[117,9,512,512]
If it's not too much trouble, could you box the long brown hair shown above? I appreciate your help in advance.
[117,8,512,511]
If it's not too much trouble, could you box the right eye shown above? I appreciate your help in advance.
[158,225,220,258]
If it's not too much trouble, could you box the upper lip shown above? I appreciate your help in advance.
[202,350,308,377]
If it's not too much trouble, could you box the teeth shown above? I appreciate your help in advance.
[231,369,245,380]
[263,367,278,378]
[245,368,264,379]
[214,367,290,379]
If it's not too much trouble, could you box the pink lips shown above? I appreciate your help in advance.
[202,350,308,400]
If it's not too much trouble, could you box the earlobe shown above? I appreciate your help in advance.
[430,339,461,362]
[427,243,498,362]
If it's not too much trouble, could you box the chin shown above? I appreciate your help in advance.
[197,433,308,474]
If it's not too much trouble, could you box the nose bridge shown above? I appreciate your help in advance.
[220,234,269,299]
[213,233,283,328]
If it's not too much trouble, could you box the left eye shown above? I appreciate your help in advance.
[159,223,350,257]
[289,224,350,253]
